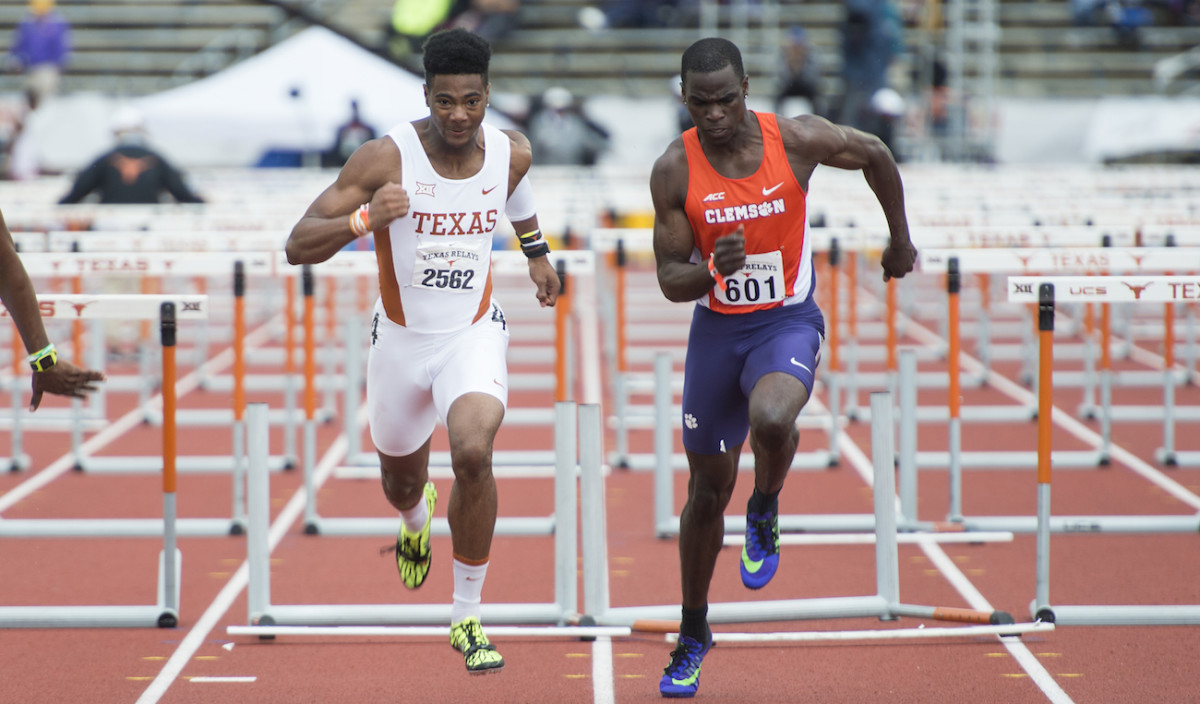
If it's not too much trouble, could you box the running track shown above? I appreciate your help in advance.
[2,261,1199,704]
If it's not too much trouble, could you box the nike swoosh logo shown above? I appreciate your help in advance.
[482,185,499,195]
[762,182,784,196]
[789,357,812,374]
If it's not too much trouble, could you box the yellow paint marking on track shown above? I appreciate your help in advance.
[563,674,590,679]
[142,656,166,661]
[126,677,154,681]
[565,653,590,659]
[193,656,218,661]
[619,674,646,679]
[1058,673,1084,678]
[208,572,232,578]
[908,555,928,563]
[612,570,631,577]
[984,653,1008,658]
[1037,652,1062,658]
[613,556,635,564]
[1001,674,1029,679]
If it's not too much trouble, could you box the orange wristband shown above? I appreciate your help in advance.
[708,254,727,292]
[349,204,371,237]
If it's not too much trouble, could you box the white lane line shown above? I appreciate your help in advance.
[812,372,1076,703]
[921,544,1074,704]
[592,636,614,704]
[135,432,350,704]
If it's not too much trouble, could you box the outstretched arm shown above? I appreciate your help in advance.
[790,116,917,281]
[286,137,407,265]
[0,209,104,410]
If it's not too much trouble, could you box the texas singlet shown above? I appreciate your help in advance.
[374,121,511,333]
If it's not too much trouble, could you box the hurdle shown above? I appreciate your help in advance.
[15,250,311,472]
[1008,277,1200,625]
[0,294,246,537]
[0,296,206,627]
[919,246,1200,470]
[241,401,582,627]
[582,391,1023,632]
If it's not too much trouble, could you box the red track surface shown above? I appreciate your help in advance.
[3,267,1200,704]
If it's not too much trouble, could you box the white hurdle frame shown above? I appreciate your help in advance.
[0,294,207,627]
[921,246,1200,470]
[243,401,582,627]
[583,391,1017,630]
[1009,277,1200,625]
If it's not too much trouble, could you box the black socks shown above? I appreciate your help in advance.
[680,606,711,649]
[747,486,780,516]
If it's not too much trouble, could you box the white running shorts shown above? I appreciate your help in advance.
[365,299,510,457]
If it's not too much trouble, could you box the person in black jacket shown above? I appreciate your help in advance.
[59,107,203,205]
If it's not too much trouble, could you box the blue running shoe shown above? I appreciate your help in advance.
[659,635,711,698]
[740,509,780,589]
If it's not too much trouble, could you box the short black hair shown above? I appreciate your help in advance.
[422,28,491,83]
[680,37,745,82]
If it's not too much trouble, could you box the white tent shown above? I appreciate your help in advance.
[23,26,515,172]
[133,26,504,167]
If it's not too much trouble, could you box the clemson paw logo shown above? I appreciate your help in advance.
[684,413,698,430]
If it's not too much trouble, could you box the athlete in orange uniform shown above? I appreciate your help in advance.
[285,28,559,675]
[651,38,916,698]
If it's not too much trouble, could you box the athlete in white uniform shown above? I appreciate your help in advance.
[285,28,559,675]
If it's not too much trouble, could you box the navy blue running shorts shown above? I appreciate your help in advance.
[680,298,825,455]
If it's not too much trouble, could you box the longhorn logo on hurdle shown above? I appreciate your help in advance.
[1122,281,1153,299]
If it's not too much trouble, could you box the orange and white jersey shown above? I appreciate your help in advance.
[375,121,510,333]
[683,112,813,313]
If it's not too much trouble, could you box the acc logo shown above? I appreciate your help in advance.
[702,192,725,203]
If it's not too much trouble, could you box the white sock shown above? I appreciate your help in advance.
[450,558,488,625]
[400,494,428,534]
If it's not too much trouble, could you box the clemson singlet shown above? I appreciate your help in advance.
[375,121,511,333]
[683,111,814,312]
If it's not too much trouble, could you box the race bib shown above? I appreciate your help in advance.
[410,238,488,292]
[714,250,786,306]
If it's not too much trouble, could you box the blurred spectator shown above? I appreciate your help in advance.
[452,0,521,44]
[836,0,903,132]
[7,0,71,109]
[526,86,610,166]
[58,107,204,204]
[324,99,376,168]
[774,26,824,116]
[869,87,905,159]
[386,0,464,57]
[599,0,681,28]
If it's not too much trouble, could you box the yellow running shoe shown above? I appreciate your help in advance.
[395,482,436,589]
[449,616,505,674]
